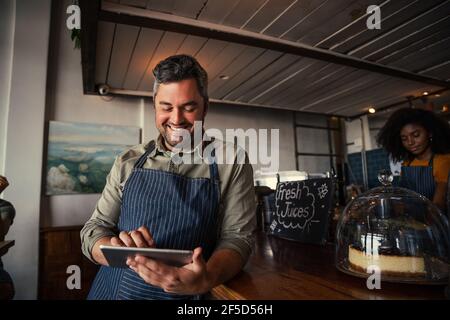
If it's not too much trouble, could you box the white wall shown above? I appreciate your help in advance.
[0,0,15,175]
[3,0,51,300]
[205,104,296,173]
[41,0,148,227]
[345,115,373,154]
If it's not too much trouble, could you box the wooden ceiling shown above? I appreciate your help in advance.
[81,0,450,117]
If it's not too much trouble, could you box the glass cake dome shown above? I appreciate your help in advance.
[335,170,449,284]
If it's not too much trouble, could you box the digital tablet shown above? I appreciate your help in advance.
[100,245,193,268]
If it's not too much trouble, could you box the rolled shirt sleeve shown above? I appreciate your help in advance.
[214,152,257,265]
[80,155,123,263]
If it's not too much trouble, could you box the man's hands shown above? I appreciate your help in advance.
[111,226,155,248]
[92,227,243,296]
[127,247,214,295]
[92,226,155,266]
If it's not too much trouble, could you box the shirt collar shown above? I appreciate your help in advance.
[146,134,214,161]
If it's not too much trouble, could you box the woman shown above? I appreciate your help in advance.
[377,108,450,211]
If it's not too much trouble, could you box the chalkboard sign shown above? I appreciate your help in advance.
[267,178,334,245]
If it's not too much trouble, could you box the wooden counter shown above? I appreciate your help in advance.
[211,232,447,300]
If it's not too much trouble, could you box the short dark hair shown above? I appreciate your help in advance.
[376,108,450,162]
[152,54,208,108]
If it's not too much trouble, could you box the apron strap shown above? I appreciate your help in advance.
[428,154,434,167]
[134,140,220,183]
[208,147,220,183]
[134,141,155,169]
[405,154,435,167]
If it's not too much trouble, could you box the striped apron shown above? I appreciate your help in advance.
[400,155,435,200]
[88,142,220,300]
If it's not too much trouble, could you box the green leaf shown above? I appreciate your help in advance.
[70,29,81,50]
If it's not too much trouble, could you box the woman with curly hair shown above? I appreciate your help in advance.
[377,108,450,211]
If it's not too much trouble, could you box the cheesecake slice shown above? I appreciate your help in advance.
[348,245,426,277]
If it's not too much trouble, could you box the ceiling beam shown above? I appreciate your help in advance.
[99,1,450,88]
[351,87,450,119]
[79,0,100,94]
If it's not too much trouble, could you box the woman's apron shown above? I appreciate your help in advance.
[88,142,220,300]
[400,155,435,200]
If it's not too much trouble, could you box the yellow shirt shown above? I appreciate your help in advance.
[403,154,450,183]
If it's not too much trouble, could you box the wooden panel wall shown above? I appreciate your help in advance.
[39,226,99,300]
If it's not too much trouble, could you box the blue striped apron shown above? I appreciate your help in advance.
[88,141,220,300]
[400,155,435,200]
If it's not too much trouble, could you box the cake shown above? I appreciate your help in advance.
[348,245,426,277]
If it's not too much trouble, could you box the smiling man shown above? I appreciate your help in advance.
[155,78,202,149]
[81,55,257,300]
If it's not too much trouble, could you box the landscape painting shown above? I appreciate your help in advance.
[46,121,140,195]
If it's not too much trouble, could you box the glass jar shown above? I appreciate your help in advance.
[335,170,449,284]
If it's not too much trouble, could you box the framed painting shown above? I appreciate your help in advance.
[46,121,141,195]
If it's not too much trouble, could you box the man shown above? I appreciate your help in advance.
[81,54,257,300]
[0,175,15,300]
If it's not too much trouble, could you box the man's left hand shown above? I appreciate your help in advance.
[126,247,213,295]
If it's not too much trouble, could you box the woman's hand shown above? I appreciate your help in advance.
[127,247,213,295]
[111,225,155,248]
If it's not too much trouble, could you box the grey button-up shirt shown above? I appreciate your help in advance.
[81,136,257,264]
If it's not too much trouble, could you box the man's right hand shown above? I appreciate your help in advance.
[92,226,155,266]
[111,226,155,248]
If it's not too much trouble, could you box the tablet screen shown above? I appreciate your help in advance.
[100,245,193,268]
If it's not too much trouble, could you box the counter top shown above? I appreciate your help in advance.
[211,232,447,300]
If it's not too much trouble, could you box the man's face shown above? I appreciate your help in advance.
[400,123,431,156]
[154,78,206,150]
